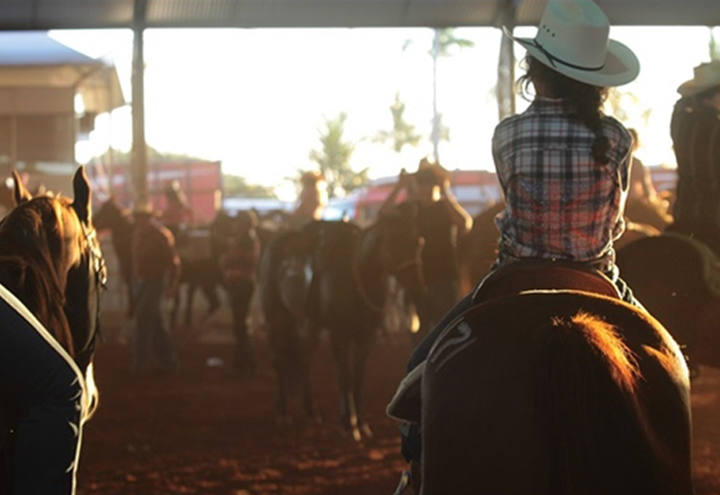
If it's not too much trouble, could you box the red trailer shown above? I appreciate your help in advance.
[87,160,223,225]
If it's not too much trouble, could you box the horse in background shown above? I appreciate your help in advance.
[0,167,106,493]
[93,198,223,328]
[457,202,504,295]
[617,231,720,375]
[259,203,426,441]
[391,290,692,494]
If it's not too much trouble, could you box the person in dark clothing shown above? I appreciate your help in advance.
[668,60,720,254]
[220,210,261,376]
[131,202,181,373]
[380,159,472,343]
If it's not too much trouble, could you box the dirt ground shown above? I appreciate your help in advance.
[77,319,720,495]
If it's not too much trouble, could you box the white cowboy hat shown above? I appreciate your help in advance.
[677,61,720,97]
[504,0,639,87]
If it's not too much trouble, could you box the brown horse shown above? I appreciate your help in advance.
[396,290,692,494]
[0,167,106,493]
[617,233,720,373]
[259,203,426,441]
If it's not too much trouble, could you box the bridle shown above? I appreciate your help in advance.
[81,223,108,290]
[77,221,108,358]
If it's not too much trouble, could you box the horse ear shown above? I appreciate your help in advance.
[12,170,32,205]
[72,166,92,224]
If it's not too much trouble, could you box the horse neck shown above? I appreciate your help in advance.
[107,210,134,275]
[353,226,387,308]
[0,252,75,357]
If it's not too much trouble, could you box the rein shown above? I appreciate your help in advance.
[78,222,108,356]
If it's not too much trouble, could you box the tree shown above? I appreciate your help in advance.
[710,27,720,61]
[222,174,276,198]
[374,93,422,153]
[309,113,368,197]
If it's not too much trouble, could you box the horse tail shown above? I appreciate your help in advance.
[532,311,667,495]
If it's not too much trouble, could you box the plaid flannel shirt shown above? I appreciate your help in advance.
[492,97,632,271]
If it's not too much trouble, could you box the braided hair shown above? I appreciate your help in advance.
[518,55,611,165]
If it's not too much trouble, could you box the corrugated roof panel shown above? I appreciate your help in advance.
[0,0,716,29]
[33,0,134,29]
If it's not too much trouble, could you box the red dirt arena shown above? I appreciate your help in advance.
[78,315,720,495]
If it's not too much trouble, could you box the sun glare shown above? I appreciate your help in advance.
[51,26,720,186]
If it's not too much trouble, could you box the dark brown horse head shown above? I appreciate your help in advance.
[93,196,129,232]
[375,202,426,294]
[0,167,106,371]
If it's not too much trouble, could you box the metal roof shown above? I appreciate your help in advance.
[0,0,717,30]
[0,32,125,112]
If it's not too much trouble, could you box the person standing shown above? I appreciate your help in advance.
[669,60,720,254]
[220,210,261,376]
[131,202,181,372]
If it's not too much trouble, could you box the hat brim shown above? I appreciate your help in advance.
[504,28,640,87]
[677,78,720,97]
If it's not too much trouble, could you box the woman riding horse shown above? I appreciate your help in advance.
[0,168,106,495]
[389,1,684,492]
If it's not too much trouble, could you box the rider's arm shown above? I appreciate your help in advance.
[441,181,473,234]
[379,170,411,217]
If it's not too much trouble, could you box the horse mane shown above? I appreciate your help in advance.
[533,311,666,494]
[0,196,77,357]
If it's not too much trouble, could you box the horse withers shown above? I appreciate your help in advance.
[389,269,692,495]
[259,203,426,441]
[0,167,106,495]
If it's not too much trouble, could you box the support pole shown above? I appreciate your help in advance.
[131,0,148,205]
[496,0,517,120]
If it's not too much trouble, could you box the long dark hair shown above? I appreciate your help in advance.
[518,55,611,165]
[0,197,80,356]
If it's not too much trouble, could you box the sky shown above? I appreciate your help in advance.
[52,25,719,199]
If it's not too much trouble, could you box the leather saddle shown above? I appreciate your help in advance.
[472,260,620,303]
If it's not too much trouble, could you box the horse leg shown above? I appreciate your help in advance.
[229,281,257,376]
[184,283,196,327]
[169,286,180,332]
[331,334,361,441]
[274,364,290,425]
[299,321,319,422]
[201,282,221,320]
[352,334,375,439]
